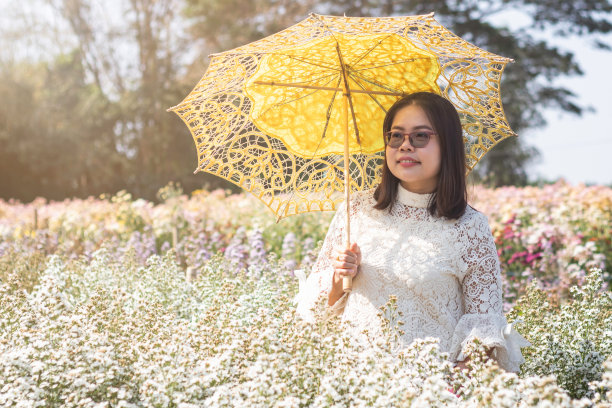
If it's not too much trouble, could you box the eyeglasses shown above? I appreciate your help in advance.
[384,129,435,149]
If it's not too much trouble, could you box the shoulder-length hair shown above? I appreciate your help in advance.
[373,92,467,219]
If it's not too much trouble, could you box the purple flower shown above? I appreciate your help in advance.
[300,237,317,270]
[247,228,267,275]
[281,232,297,272]
[224,227,249,271]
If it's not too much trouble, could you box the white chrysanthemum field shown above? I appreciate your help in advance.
[1,182,610,407]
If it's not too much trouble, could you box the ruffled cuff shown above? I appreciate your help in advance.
[294,269,348,323]
[450,313,531,372]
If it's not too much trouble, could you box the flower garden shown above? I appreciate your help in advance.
[0,181,610,407]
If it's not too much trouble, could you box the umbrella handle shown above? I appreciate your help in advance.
[341,218,352,293]
[343,276,352,292]
[341,217,352,293]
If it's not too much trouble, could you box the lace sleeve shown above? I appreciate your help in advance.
[450,211,530,372]
[295,201,349,322]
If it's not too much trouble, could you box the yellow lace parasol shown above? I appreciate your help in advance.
[169,13,516,290]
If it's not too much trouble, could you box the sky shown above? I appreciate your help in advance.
[485,8,612,186]
[525,36,612,186]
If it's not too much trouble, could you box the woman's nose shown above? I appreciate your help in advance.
[399,136,414,151]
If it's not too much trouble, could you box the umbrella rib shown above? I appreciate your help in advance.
[319,76,343,143]
[351,57,435,72]
[349,70,404,96]
[269,71,339,88]
[254,75,340,120]
[311,14,342,46]
[350,75,389,115]
[262,52,340,72]
[308,13,364,150]
[254,71,342,94]
[349,33,396,68]
[277,76,342,222]
[335,43,362,146]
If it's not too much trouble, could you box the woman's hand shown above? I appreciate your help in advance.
[455,348,494,374]
[332,243,362,280]
[455,358,469,372]
[328,243,361,306]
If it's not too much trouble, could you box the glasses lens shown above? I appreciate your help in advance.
[385,131,403,148]
[409,131,431,148]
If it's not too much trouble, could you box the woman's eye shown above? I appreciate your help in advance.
[391,132,404,139]
[413,132,429,141]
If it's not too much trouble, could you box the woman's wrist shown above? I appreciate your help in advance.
[328,272,344,306]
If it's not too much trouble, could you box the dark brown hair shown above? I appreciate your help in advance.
[373,92,467,219]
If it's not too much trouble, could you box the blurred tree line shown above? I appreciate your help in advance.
[1,0,610,201]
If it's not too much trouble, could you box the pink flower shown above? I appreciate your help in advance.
[526,252,542,264]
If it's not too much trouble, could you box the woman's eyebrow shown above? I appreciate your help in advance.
[390,125,434,130]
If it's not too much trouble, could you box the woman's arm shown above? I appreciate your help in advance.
[296,201,350,320]
[450,211,529,372]
[451,211,504,364]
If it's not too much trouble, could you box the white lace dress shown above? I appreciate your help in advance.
[295,184,529,372]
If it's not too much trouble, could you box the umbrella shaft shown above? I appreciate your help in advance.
[342,82,353,293]
[342,91,351,248]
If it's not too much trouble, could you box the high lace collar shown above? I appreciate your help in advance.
[396,184,433,208]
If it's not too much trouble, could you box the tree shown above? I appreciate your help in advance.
[46,0,207,198]
[0,53,124,201]
[183,0,612,186]
[0,0,231,201]
[183,0,316,53]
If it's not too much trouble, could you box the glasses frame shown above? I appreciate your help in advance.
[384,129,435,149]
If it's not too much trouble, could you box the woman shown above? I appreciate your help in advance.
[296,92,529,372]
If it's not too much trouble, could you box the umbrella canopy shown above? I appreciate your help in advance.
[169,13,515,220]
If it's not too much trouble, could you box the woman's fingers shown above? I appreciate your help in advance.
[334,267,358,278]
[334,248,359,263]
[333,259,358,270]
[333,253,357,268]
[350,243,362,264]
[335,254,356,264]
[332,246,361,279]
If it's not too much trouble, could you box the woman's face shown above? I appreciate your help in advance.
[385,104,441,194]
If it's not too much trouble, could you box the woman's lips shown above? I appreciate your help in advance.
[398,158,420,167]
